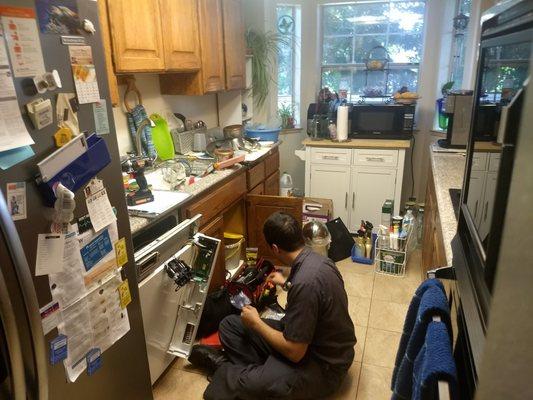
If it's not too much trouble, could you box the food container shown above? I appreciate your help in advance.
[214,148,234,162]
[224,232,244,271]
[223,125,244,139]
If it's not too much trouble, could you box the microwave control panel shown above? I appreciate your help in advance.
[403,113,414,130]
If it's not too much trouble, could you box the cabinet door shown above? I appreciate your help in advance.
[264,171,280,196]
[478,172,497,241]
[466,170,486,227]
[201,216,226,292]
[107,0,165,72]
[198,0,226,93]
[246,195,303,263]
[160,0,201,71]
[309,164,351,224]
[221,0,245,90]
[349,167,396,232]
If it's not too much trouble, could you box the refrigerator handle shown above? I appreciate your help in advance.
[0,192,48,400]
[0,264,26,400]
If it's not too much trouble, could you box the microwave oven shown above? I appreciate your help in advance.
[349,104,415,139]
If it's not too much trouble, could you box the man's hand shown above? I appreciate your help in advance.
[267,271,286,286]
[241,305,261,329]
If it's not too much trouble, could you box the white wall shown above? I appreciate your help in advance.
[112,74,218,155]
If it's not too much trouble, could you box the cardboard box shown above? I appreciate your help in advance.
[303,197,333,224]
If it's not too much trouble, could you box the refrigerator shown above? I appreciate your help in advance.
[0,0,154,399]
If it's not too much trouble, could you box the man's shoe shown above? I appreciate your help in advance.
[188,345,228,375]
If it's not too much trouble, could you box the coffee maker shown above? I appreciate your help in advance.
[438,90,474,149]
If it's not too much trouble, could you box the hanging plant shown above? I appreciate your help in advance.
[245,29,290,110]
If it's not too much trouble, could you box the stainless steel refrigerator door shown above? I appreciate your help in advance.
[0,0,152,398]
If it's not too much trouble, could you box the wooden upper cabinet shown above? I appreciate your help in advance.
[222,0,246,90]
[160,0,201,71]
[107,0,165,72]
[198,0,226,93]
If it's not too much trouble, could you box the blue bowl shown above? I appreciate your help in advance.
[245,127,281,142]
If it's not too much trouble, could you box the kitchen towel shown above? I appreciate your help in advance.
[391,278,445,388]
[412,321,458,400]
[126,104,157,159]
[392,285,451,400]
[336,105,349,141]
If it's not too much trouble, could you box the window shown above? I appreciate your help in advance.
[277,5,301,125]
[320,0,426,102]
[449,0,472,88]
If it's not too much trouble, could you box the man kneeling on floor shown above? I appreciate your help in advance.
[189,212,357,400]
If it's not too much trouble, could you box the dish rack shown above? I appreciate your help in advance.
[374,228,415,277]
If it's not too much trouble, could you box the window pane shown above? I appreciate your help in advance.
[387,67,419,93]
[353,2,389,23]
[388,34,423,63]
[353,35,386,63]
[323,5,355,35]
[388,2,425,34]
[322,68,352,92]
[323,36,353,64]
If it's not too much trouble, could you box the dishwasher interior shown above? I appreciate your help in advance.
[135,215,220,384]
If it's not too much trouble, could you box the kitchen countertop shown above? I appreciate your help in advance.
[302,138,412,149]
[430,148,466,265]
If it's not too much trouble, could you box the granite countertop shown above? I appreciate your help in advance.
[430,149,466,265]
[128,165,242,235]
[302,138,411,149]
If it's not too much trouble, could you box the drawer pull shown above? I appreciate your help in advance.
[323,155,339,160]
[345,192,348,208]
[366,156,385,162]
[352,192,355,209]
[138,252,160,276]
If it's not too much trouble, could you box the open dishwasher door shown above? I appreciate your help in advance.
[135,215,221,384]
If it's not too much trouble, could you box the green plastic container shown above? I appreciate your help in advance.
[150,113,175,161]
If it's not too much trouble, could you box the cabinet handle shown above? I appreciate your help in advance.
[345,193,348,208]
[483,201,489,221]
[323,155,339,160]
[366,157,385,162]
[352,192,355,209]
[474,200,479,219]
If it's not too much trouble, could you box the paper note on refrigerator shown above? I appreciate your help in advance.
[69,45,100,104]
[0,6,46,77]
[6,181,26,221]
[86,187,116,233]
[35,234,65,276]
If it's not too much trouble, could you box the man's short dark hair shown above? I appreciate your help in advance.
[263,212,305,252]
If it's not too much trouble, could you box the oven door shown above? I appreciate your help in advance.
[135,215,221,384]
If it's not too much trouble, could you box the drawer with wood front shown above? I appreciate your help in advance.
[184,172,247,226]
[247,161,266,190]
[265,148,280,177]
[310,148,351,165]
[353,149,398,167]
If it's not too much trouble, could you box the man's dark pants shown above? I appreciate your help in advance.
[203,315,347,400]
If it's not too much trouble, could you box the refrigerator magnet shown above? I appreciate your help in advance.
[86,348,102,376]
[49,335,68,365]
[6,182,27,221]
[114,237,128,268]
[117,279,132,309]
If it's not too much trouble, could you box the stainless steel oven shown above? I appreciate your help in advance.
[349,104,415,139]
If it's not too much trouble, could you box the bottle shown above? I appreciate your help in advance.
[280,172,293,197]
[416,203,425,245]
[403,209,415,234]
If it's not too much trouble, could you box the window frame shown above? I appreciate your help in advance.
[319,0,426,100]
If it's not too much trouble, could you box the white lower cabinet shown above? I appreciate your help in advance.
[349,166,396,231]
[309,164,351,224]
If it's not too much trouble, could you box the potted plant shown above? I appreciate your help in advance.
[278,103,295,129]
[245,29,289,110]
[436,81,454,130]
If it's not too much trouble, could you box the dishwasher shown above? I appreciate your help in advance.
[134,215,220,384]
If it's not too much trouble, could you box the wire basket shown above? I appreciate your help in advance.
[374,228,415,277]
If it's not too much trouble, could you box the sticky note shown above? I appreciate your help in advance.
[117,279,132,309]
[114,237,128,267]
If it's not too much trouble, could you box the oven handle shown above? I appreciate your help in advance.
[138,252,160,277]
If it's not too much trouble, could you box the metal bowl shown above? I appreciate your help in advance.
[223,124,244,139]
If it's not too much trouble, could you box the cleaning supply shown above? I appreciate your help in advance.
[150,113,175,161]
[280,172,293,196]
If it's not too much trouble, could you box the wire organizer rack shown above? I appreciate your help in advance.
[374,227,415,277]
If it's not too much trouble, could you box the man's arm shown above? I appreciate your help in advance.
[241,305,308,363]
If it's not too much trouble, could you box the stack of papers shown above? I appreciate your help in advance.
[128,190,190,217]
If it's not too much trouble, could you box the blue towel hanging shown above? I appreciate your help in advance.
[412,321,458,400]
[127,104,157,159]
[391,278,445,389]
[392,285,451,400]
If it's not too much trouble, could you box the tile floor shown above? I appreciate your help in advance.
[153,250,423,400]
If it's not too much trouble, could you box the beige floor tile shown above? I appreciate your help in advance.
[172,357,207,376]
[356,364,393,400]
[354,325,366,363]
[368,300,408,333]
[343,273,374,298]
[363,328,401,368]
[153,367,208,400]
[372,275,420,304]
[337,258,375,276]
[326,362,361,400]
[347,296,371,327]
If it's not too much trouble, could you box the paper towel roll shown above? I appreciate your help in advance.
[336,105,349,141]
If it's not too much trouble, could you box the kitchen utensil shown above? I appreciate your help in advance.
[195,120,207,130]
[193,132,207,152]
[160,160,187,189]
[149,113,175,161]
[214,154,245,170]
[185,119,195,131]
[214,148,234,162]
[223,124,244,139]
[172,130,194,154]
